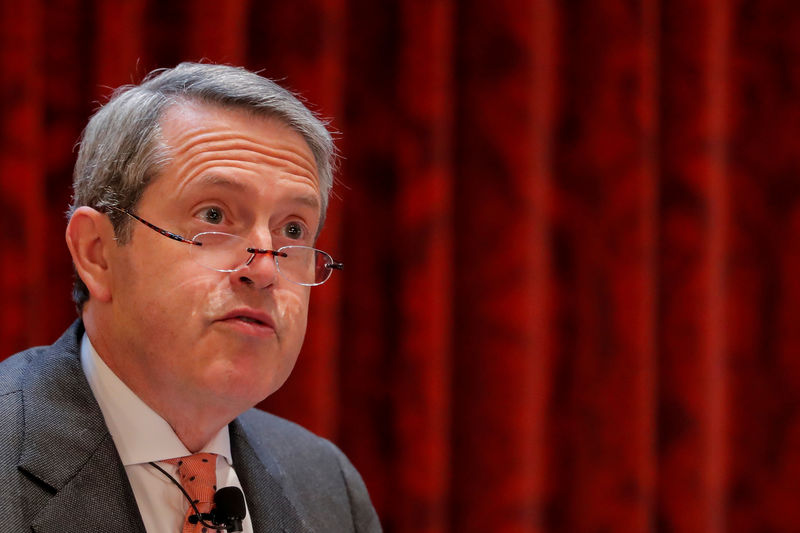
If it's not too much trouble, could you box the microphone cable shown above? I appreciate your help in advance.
[149,461,244,532]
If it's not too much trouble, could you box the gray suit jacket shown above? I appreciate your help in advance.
[0,321,381,532]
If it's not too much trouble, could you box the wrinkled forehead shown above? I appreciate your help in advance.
[136,101,322,229]
[158,100,318,173]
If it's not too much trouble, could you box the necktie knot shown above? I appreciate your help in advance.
[165,452,218,532]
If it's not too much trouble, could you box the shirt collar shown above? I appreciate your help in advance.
[80,332,233,467]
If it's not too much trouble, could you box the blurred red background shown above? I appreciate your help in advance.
[2,1,800,532]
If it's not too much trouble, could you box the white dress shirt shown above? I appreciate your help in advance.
[80,333,254,533]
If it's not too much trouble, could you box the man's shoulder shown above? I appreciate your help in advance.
[0,346,39,441]
[0,345,47,395]
[236,408,345,465]
[234,409,383,532]
[0,321,83,395]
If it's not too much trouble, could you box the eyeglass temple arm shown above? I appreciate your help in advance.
[107,206,201,246]
[326,261,343,271]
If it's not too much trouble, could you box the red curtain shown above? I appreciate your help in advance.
[3,1,800,532]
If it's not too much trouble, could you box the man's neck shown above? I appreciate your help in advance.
[82,309,240,453]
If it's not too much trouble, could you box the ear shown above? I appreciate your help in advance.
[65,206,115,303]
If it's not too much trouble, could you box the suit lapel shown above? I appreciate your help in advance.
[29,434,147,533]
[230,420,308,533]
[17,322,146,533]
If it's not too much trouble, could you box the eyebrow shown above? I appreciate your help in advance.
[191,174,321,210]
[192,174,250,192]
[292,194,321,210]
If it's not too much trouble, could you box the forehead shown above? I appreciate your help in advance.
[156,100,319,193]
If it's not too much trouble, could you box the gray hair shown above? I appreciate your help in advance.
[69,62,336,310]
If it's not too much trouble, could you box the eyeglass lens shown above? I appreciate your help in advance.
[189,232,333,286]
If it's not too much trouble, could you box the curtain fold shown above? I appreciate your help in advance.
[658,1,730,532]
[2,1,800,532]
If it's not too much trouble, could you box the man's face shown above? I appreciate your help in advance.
[103,101,321,414]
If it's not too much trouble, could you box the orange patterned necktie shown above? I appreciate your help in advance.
[165,453,218,533]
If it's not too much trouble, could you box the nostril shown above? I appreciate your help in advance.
[239,276,254,285]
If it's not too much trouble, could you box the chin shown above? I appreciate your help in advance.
[200,340,299,397]
[213,364,293,403]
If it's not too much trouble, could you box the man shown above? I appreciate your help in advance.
[0,63,381,532]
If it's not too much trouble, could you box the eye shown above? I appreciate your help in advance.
[198,206,224,224]
[283,221,305,240]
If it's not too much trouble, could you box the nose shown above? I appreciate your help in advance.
[234,246,279,289]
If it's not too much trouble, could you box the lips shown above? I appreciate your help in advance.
[216,308,276,336]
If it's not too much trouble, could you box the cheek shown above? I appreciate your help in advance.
[275,287,310,341]
[113,247,220,327]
